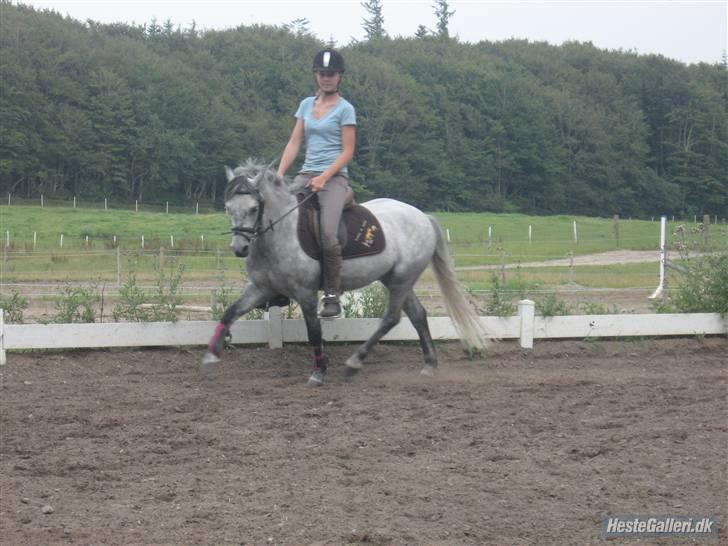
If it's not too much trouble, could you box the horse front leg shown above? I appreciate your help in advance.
[299,295,326,386]
[201,283,272,372]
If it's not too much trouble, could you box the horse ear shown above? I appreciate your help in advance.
[225,166,235,182]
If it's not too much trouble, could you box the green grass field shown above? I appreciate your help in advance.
[2,205,722,252]
[1,204,725,289]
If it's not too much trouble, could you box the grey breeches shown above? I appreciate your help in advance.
[294,173,351,254]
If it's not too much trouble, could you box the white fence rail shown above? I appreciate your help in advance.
[1,302,725,365]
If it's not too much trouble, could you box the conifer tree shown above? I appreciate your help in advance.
[433,0,455,38]
[361,0,386,39]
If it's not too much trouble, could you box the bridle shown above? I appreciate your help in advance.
[225,175,316,243]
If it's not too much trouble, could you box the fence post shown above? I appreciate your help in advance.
[573,220,578,244]
[116,246,121,286]
[267,306,283,349]
[569,251,574,283]
[649,216,667,300]
[613,214,620,248]
[0,308,6,365]
[518,300,535,349]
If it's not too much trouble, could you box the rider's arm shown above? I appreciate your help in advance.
[277,118,304,177]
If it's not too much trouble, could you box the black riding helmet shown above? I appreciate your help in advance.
[312,49,345,73]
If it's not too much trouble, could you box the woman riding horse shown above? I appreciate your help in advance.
[277,48,355,319]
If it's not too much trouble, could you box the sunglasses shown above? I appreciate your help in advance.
[315,70,338,77]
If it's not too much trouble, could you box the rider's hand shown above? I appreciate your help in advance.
[307,175,328,192]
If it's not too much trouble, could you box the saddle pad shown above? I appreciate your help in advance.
[297,200,386,261]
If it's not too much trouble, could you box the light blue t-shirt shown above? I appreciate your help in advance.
[295,96,356,173]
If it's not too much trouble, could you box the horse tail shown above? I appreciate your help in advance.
[428,216,490,352]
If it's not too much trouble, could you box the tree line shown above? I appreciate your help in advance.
[1,1,726,217]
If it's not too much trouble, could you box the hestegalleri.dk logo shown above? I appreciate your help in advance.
[602,514,719,538]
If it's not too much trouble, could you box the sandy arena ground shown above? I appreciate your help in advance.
[1,337,725,545]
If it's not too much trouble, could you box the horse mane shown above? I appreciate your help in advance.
[223,159,264,201]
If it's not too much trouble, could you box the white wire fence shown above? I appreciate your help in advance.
[1,215,725,322]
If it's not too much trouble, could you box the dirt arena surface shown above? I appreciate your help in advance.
[1,337,726,545]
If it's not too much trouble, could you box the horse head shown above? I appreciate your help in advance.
[223,159,290,257]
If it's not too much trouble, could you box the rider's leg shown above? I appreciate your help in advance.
[317,174,350,318]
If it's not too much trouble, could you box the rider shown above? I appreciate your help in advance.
[277,49,356,318]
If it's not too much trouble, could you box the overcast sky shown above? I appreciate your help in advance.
[21,0,728,65]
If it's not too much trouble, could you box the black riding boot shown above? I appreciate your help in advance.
[320,249,342,318]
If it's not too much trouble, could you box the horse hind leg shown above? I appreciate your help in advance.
[402,290,438,377]
[344,285,408,375]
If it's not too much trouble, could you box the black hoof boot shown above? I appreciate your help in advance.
[319,294,341,319]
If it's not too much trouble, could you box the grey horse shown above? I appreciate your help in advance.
[202,160,488,385]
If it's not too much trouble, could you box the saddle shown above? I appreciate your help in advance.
[296,190,386,261]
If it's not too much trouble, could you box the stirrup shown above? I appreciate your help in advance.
[318,294,341,319]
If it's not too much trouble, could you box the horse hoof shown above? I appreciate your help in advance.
[343,365,360,378]
[200,352,220,376]
[420,365,436,377]
[307,370,325,387]
[202,351,220,365]
[345,355,363,369]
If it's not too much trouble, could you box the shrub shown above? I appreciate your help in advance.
[668,254,728,315]
[341,283,388,318]
[0,290,30,323]
[112,258,185,322]
[484,273,515,317]
[536,292,572,317]
[52,284,100,323]
[113,270,151,322]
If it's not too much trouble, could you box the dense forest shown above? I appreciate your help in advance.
[1,1,726,216]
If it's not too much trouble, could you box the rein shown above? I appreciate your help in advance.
[224,189,316,241]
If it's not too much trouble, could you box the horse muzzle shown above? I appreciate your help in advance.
[230,238,250,257]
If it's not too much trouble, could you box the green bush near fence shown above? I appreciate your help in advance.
[657,254,728,315]
[0,290,29,323]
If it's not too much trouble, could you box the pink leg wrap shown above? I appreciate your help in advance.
[208,322,227,354]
